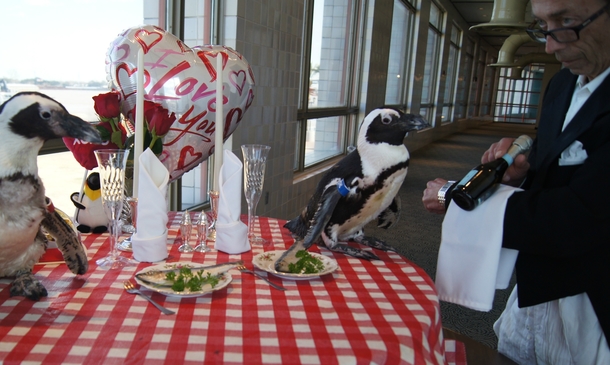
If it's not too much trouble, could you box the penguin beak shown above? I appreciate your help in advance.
[50,110,102,143]
[404,114,429,132]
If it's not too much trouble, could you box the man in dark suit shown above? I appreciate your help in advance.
[423,0,610,362]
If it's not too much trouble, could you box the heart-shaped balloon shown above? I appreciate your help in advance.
[105,25,256,182]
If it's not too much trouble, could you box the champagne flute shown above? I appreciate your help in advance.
[94,149,136,269]
[241,144,271,245]
[193,211,211,252]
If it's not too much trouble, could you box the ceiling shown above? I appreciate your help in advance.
[449,0,546,58]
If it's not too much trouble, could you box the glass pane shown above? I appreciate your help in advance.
[443,44,458,103]
[480,64,495,116]
[419,107,431,124]
[304,116,345,167]
[180,0,213,209]
[385,0,413,105]
[421,28,440,105]
[455,52,472,120]
[309,0,352,108]
[429,2,442,30]
[450,24,460,45]
[441,106,452,123]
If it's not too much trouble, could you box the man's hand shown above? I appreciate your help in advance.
[482,138,530,187]
[422,178,449,214]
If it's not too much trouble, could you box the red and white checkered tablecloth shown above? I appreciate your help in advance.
[0,213,466,365]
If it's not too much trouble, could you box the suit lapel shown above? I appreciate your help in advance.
[534,70,576,169]
[533,69,610,186]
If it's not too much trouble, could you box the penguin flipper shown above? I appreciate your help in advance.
[10,269,48,300]
[325,243,380,260]
[354,235,399,253]
[41,199,89,276]
[377,196,401,229]
[276,186,343,272]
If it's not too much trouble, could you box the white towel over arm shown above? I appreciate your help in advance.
[435,185,521,311]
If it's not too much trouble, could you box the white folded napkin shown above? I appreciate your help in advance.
[215,149,250,254]
[435,184,521,311]
[131,148,169,262]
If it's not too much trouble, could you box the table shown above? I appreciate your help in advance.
[0,213,466,364]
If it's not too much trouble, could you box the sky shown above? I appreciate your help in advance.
[0,0,143,82]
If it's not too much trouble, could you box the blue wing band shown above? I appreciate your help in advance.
[338,179,350,197]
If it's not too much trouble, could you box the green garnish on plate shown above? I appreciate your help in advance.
[165,267,220,292]
[288,250,325,274]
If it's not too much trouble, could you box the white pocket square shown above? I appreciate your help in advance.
[559,140,588,166]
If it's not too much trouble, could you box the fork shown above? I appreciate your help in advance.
[236,265,287,291]
[123,281,175,315]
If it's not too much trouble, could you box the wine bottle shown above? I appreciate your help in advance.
[451,135,533,211]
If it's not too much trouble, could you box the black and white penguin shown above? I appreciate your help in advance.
[276,108,428,271]
[0,91,101,300]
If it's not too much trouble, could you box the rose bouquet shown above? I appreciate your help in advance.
[63,91,176,170]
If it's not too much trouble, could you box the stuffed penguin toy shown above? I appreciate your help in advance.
[71,172,108,234]
[276,108,428,272]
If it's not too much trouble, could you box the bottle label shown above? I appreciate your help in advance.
[457,170,478,185]
[502,154,514,166]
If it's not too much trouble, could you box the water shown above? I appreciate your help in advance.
[40,88,106,122]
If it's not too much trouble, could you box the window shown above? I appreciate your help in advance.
[480,53,496,116]
[468,47,485,118]
[454,36,474,120]
[385,0,416,108]
[494,65,543,124]
[1,0,217,214]
[441,24,461,123]
[296,0,362,170]
[170,0,215,210]
[420,1,444,126]
[0,1,143,215]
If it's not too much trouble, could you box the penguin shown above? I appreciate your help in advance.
[0,91,101,300]
[276,107,428,272]
[71,172,108,234]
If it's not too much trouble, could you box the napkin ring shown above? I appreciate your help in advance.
[438,180,456,208]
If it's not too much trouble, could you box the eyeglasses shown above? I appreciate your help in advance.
[526,4,609,43]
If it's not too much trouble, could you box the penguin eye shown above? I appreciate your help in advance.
[40,110,52,120]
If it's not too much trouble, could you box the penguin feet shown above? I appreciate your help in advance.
[355,235,398,253]
[10,270,48,300]
[328,244,380,260]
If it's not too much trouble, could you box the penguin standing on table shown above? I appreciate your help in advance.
[277,108,428,271]
[0,92,101,300]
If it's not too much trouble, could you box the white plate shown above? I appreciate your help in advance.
[252,250,338,280]
[134,262,232,298]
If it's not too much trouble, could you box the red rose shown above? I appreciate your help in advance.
[93,91,121,119]
[148,105,176,136]
[135,101,176,136]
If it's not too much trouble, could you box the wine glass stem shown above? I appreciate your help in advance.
[247,202,257,239]
[109,218,120,259]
